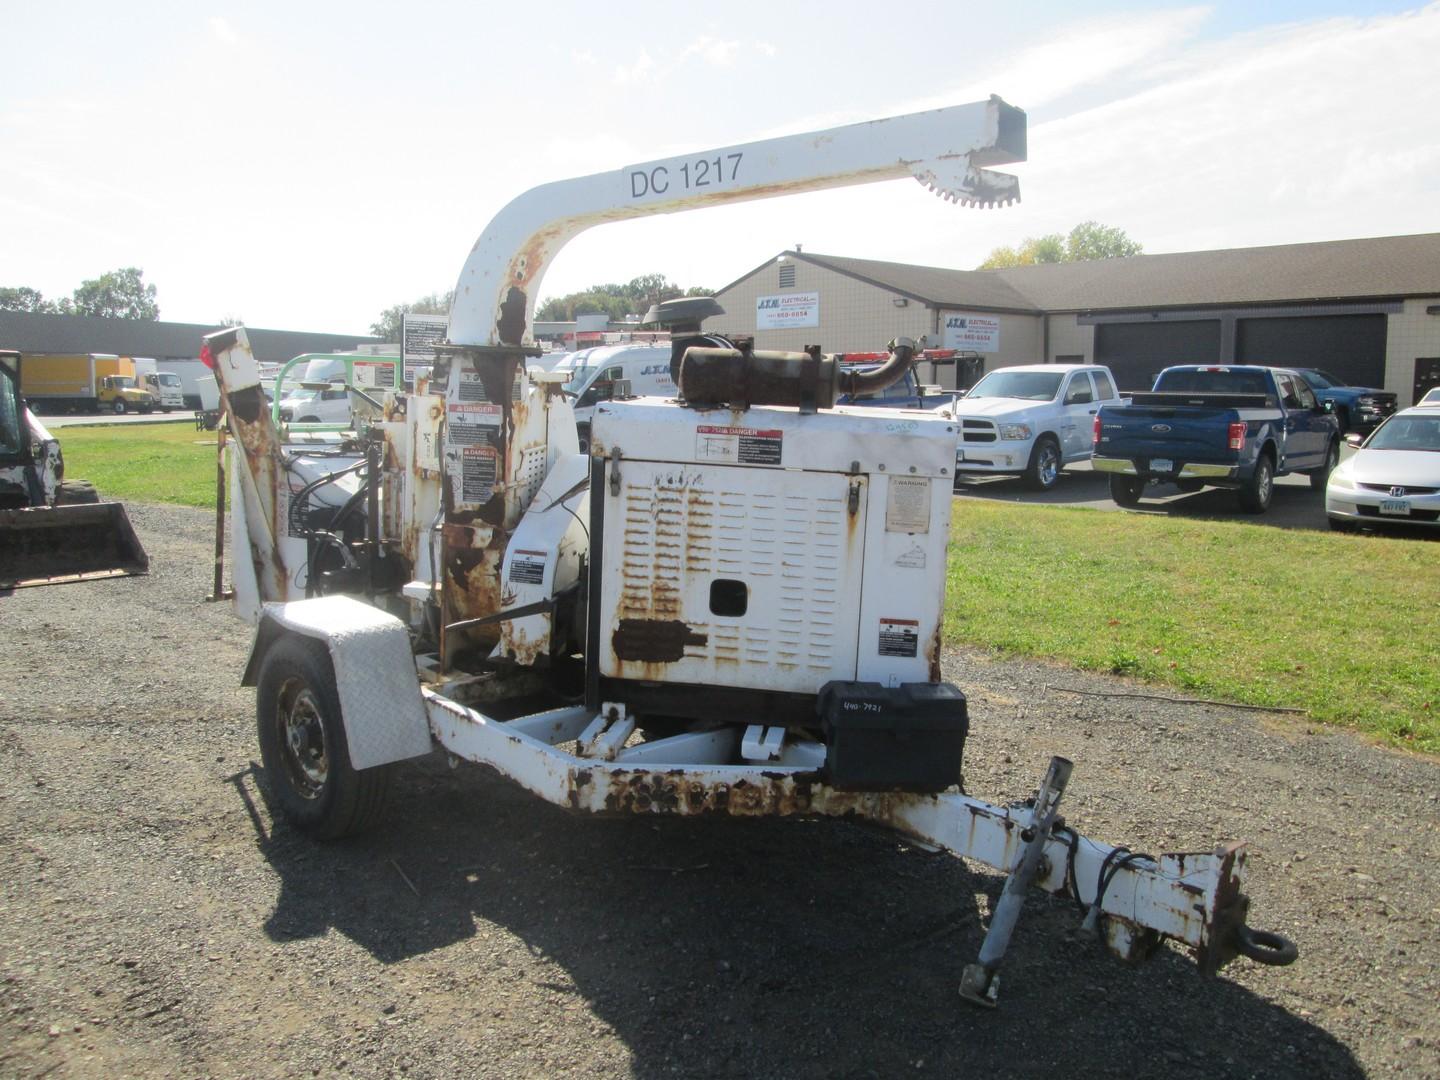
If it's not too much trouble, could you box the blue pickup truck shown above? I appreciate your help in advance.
[1293,368,1397,433]
[1091,365,1341,513]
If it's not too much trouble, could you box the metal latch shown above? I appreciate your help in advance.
[608,446,622,496]
[847,479,861,516]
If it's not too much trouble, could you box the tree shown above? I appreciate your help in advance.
[0,286,59,313]
[69,268,159,319]
[534,274,711,322]
[1065,221,1143,262]
[978,222,1141,269]
[370,290,453,343]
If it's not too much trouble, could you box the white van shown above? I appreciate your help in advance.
[563,344,677,451]
[278,383,353,424]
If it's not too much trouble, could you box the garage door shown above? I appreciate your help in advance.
[1095,320,1222,391]
[1235,314,1386,387]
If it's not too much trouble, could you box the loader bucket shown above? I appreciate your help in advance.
[0,502,150,590]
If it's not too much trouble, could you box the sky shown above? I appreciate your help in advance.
[2,1,1437,338]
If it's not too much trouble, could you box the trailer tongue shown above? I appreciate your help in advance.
[209,97,1295,1007]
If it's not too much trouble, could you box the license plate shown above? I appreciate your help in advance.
[1379,499,1411,516]
[1150,458,1174,473]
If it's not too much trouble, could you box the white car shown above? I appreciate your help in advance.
[1325,407,1440,531]
[951,364,1125,490]
[1418,386,1440,407]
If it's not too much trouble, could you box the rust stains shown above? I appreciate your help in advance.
[925,622,943,683]
[611,618,707,663]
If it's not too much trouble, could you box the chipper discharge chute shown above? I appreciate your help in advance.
[0,349,150,590]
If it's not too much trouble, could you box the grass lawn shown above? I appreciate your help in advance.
[58,424,1438,752]
[946,501,1439,753]
[59,422,221,510]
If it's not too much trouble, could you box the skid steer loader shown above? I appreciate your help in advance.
[0,350,149,591]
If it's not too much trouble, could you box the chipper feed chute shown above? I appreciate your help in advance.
[0,502,150,590]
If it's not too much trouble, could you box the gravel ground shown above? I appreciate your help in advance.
[1,502,1437,1079]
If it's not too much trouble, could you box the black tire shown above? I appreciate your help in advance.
[1109,474,1145,508]
[298,415,320,423]
[1023,436,1062,491]
[55,480,100,505]
[1238,452,1275,514]
[1310,439,1339,491]
[255,635,391,839]
[112,399,128,415]
[1328,515,1358,533]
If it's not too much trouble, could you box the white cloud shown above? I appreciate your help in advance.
[612,50,657,86]
[208,17,240,45]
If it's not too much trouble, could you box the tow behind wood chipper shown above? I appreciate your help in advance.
[206,98,1295,1006]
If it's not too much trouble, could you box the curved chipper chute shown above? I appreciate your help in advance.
[0,350,149,591]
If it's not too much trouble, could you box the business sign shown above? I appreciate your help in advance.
[756,291,819,330]
[942,313,1001,351]
[402,313,449,389]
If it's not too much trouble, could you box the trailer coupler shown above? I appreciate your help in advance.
[423,691,1296,1003]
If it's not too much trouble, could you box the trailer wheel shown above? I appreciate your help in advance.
[256,635,391,839]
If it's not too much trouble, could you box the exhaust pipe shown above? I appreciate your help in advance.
[678,337,917,411]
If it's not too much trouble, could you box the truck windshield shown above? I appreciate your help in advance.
[157,373,182,387]
[966,370,1063,401]
[111,376,136,389]
[1155,369,1270,395]
[563,363,600,395]
[1299,369,1343,388]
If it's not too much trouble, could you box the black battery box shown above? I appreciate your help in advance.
[817,681,968,793]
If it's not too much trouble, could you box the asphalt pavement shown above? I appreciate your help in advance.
[39,410,197,428]
[952,452,1358,532]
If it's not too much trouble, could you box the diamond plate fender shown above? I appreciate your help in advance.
[241,595,433,770]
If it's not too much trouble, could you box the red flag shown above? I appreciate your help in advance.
[200,342,216,370]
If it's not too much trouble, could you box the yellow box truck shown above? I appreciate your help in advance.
[18,354,160,414]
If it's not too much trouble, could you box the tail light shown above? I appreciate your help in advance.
[1093,414,1102,445]
[1227,421,1246,450]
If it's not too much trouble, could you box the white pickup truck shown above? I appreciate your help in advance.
[950,363,1125,490]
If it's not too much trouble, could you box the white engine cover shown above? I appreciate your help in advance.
[592,399,956,693]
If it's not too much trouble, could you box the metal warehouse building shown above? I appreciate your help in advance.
[710,232,1440,404]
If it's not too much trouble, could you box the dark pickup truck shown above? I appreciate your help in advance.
[1091,365,1342,513]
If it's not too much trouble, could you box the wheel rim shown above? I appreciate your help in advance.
[275,677,328,800]
[1257,461,1273,504]
[1038,443,1059,486]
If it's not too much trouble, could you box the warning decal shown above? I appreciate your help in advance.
[878,617,919,658]
[461,446,498,503]
[448,403,502,446]
[694,425,783,465]
[457,371,491,403]
[509,549,547,585]
[885,475,932,533]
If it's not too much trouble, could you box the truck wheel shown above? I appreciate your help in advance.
[1109,475,1145,508]
[112,399,128,415]
[1023,436,1061,491]
[256,635,391,839]
[1310,440,1339,491]
[1238,453,1275,514]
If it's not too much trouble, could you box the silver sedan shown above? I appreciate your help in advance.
[1325,407,1440,531]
